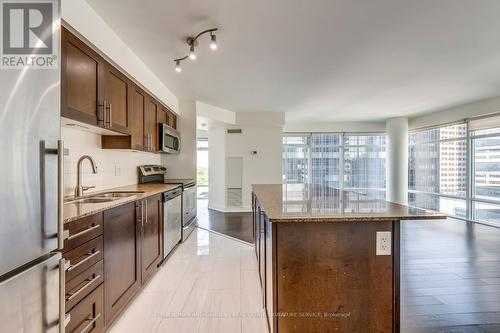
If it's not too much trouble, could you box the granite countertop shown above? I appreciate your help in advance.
[64,183,181,223]
[252,184,447,223]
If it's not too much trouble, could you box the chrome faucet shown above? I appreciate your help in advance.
[74,155,98,198]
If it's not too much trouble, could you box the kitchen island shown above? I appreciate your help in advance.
[252,184,446,333]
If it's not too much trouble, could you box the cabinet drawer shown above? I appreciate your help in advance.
[66,260,104,312]
[64,236,103,282]
[66,284,104,333]
[64,213,103,252]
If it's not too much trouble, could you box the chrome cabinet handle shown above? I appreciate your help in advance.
[97,100,105,124]
[67,224,101,241]
[66,274,101,302]
[145,200,148,224]
[79,313,101,333]
[108,103,112,126]
[59,258,71,332]
[105,101,111,127]
[67,250,100,272]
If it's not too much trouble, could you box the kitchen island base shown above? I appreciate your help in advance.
[252,185,444,333]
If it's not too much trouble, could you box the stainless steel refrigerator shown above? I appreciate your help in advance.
[0,0,67,331]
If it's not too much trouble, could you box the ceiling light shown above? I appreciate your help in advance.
[173,28,218,71]
[210,33,217,50]
[189,45,196,60]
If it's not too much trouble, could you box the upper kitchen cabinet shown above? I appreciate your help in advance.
[157,107,167,125]
[144,96,159,152]
[167,109,177,129]
[61,27,103,126]
[62,27,131,134]
[101,63,133,134]
[157,106,177,129]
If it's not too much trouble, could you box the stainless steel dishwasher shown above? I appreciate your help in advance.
[163,187,182,259]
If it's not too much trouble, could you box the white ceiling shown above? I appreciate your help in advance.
[86,0,500,122]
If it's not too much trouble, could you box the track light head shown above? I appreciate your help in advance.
[175,60,182,72]
[210,33,217,50]
[189,45,196,60]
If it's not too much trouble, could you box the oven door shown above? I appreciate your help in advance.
[160,124,180,154]
[182,184,197,226]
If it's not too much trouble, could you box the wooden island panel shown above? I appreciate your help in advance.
[276,221,397,333]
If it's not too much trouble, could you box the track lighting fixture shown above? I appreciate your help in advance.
[173,28,218,72]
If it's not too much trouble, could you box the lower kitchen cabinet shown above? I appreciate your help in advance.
[64,193,166,330]
[103,202,141,326]
[140,194,162,283]
[66,284,104,333]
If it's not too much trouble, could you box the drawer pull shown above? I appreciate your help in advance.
[67,224,101,240]
[67,250,101,272]
[66,274,101,302]
[79,313,101,333]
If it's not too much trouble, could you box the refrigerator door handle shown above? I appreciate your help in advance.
[43,140,69,249]
[59,258,71,332]
[57,140,68,249]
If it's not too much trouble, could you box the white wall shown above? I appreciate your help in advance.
[62,127,160,196]
[225,126,283,210]
[205,111,284,211]
[208,127,227,211]
[284,121,386,133]
[61,0,178,113]
[162,100,197,179]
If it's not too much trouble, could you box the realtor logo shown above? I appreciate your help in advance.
[1,0,59,69]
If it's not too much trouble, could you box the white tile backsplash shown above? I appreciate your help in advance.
[62,127,161,196]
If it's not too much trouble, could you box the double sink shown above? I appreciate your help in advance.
[65,191,144,204]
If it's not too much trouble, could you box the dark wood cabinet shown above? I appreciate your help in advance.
[131,86,146,150]
[66,284,104,333]
[144,96,158,152]
[157,107,167,124]
[140,194,162,283]
[101,64,133,134]
[103,202,141,326]
[61,27,103,126]
[62,27,178,152]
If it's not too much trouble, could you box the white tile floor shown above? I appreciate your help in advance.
[108,228,268,333]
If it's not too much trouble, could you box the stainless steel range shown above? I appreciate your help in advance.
[138,165,197,242]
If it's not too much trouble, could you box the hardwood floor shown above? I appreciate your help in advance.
[401,218,500,333]
[197,200,253,243]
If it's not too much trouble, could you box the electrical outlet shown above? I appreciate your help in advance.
[376,231,392,256]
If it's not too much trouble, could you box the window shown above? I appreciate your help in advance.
[408,124,467,218]
[283,135,310,184]
[283,133,386,197]
[471,126,500,226]
[408,119,500,227]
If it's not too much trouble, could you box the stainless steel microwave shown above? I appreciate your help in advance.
[159,123,180,154]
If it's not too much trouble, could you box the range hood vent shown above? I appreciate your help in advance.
[227,129,242,134]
